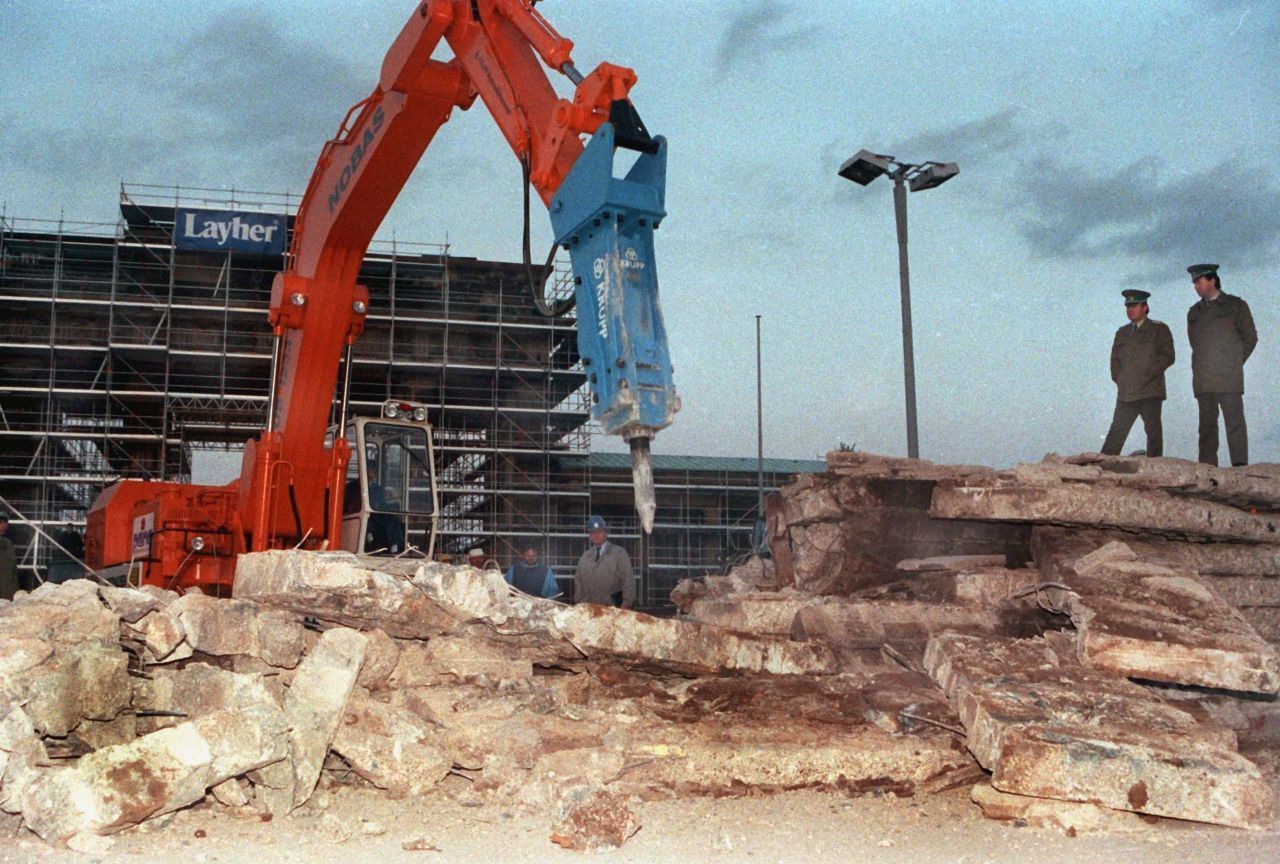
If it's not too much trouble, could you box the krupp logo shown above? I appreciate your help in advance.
[621,247,645,270]
[592,258,605,280]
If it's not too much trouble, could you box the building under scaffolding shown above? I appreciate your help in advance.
[0,184,821,607]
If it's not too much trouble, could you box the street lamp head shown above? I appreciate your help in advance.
[908,161,959,192]
[838,149,895,186]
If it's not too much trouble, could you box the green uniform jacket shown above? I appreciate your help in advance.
[1187,293,1257,396]
[0,536,17,601]
[573,541,635,606]
[1110,318,1175,402]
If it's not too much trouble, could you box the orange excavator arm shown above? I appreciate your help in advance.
[241,0,666,552]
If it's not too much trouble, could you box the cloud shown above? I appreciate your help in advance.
[1017,157,1280,281]
[715,2,820,74]
[158,8,367,183]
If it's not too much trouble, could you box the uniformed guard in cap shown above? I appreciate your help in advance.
[1100,288,1175,457]
[1186,264,1257,466]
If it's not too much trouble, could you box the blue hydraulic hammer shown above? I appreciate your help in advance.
[549,121,680,533]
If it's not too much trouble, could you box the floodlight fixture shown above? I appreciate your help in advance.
[838,148,959,459]
[837,149,894,186]
[908,161,960,192]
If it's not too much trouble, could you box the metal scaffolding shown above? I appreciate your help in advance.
[0,184,823,606]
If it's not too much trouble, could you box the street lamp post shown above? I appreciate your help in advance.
[838,151,958,459]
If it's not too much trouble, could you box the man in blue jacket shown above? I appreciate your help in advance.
[504,541,560,599]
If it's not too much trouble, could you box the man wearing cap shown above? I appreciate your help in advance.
[0,515,18,601]
[1187,264,1257,466]
[1100,289,1175,457]
[505,541,560,599]
[573,516,635,609]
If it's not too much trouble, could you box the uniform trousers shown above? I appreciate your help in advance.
[1101,397,1163,457]
[1196,393,1248,466]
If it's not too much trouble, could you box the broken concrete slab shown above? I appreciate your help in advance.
[971,783,1155,835]
[1064,454,1280,510]
[331,695,452,797]
[897,554,1008,572]
[241,551,840,677]
[0,597,130,740]
[169,593,306,668]
[130,609,189,663]
[98,586,161,624]
[684,592,820,636]
[767,467,1031,594]
[355,628,401,691]
[932,480,1280,544]
[825,450,997,481]
[610,670,977,800]
[391,634,533,686]
[233,551,464,638]
[0,640,128,738]
[0,706,45,814]
[925,632,1276,829]
[18,696,287,843]
[1031,527,1280,577]
[1031,531,1280,694]
[262,627,368,815]
[789,597,1046,664]
[137,663,281,731]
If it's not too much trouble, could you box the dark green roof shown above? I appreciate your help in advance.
[574,452,825,476]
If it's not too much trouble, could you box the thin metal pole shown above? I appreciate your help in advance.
[755,314,764,519]
[754,314,767,552]
[892,175,919,459]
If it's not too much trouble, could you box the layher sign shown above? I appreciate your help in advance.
[174,207,287,256]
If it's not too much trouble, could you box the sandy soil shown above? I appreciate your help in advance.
[3,781,1278,864]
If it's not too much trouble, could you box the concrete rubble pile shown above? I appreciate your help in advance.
[3,451,1278,851]
[677,450,1280,832]
[0,548,978,853]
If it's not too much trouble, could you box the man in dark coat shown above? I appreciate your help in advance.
[573,515,634,608]
[0,515,18,600]
[1101,289,1176,457]
[1186,264,1258,466]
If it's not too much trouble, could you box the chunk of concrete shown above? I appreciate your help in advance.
[932,481,1280,544]
[261,627,368,814]
[790,597,1043,664]
[971,783,1155,834]
[1032,530,1280,694]
[897,554,1008,572]
[391,635,533,686]
[355,628,400,691]
[169,593,305,668]
[549,785,640,852]
[234,551,463,638]
[1065,454,1280,510]
[18,697,287,842]
[241,551,839,677]
[331,696,452,796]
[925,632,1276,829]
[132,609,189,663]
[0,636,129,737]
[685,593,819,636]
[98,586,160,624]
[0,706,46,814]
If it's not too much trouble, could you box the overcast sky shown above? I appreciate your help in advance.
[2,0,1277,468]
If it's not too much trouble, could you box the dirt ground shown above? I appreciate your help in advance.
[3,780,1279,864]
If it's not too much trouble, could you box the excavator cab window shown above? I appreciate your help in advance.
[339,418,437,557]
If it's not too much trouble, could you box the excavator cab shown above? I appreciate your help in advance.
[339,403,438,558]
